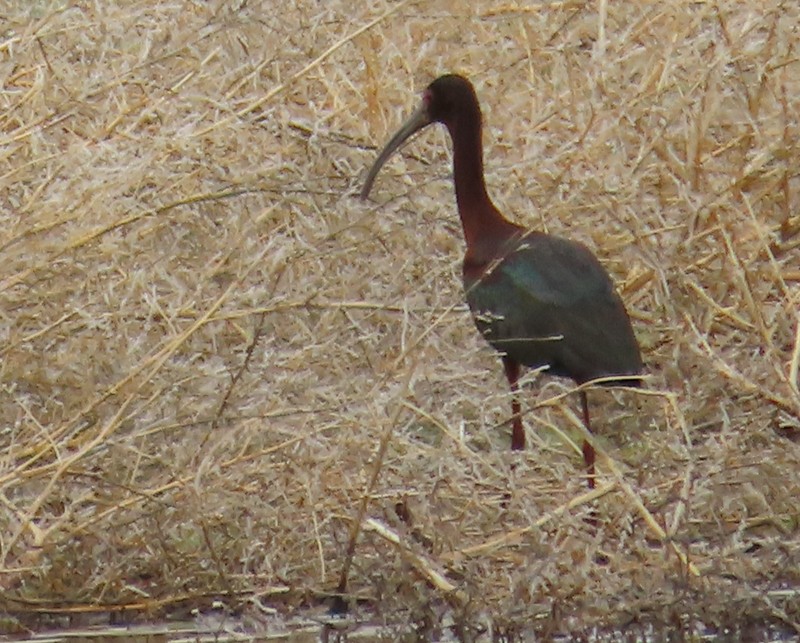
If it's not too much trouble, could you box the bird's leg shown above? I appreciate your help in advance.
[580,390,596,490]
[502,356,524,451]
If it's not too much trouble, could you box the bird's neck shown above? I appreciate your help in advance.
[449,116,490,216]
[448,117,522,255]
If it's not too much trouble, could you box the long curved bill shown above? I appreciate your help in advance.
[360,102,432,199]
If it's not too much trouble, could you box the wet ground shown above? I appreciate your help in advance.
[6,610,800,642]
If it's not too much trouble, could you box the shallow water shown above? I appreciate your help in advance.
[11,614,800,643]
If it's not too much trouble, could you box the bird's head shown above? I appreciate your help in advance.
[360,74,480,199]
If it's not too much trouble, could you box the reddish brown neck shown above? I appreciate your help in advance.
[446,115,522,259]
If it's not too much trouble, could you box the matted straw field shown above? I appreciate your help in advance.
[2,0,800,639]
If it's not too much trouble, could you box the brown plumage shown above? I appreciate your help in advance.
[361,74,642,488]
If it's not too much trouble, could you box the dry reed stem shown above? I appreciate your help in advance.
[335,355,417,603]
[364,517,463,601]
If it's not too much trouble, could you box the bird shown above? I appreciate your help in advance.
[360,74,642,489]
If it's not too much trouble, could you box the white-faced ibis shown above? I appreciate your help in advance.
[361,74,642,489]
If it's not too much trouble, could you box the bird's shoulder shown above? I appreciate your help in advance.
[468,231,617,307]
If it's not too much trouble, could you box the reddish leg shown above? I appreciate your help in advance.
[580,390,596,490]
[502,357,524,451]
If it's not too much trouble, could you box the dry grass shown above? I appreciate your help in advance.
[2,0,800,639]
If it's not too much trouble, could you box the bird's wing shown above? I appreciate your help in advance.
[493,234,616,306]
[465,234,641,379]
